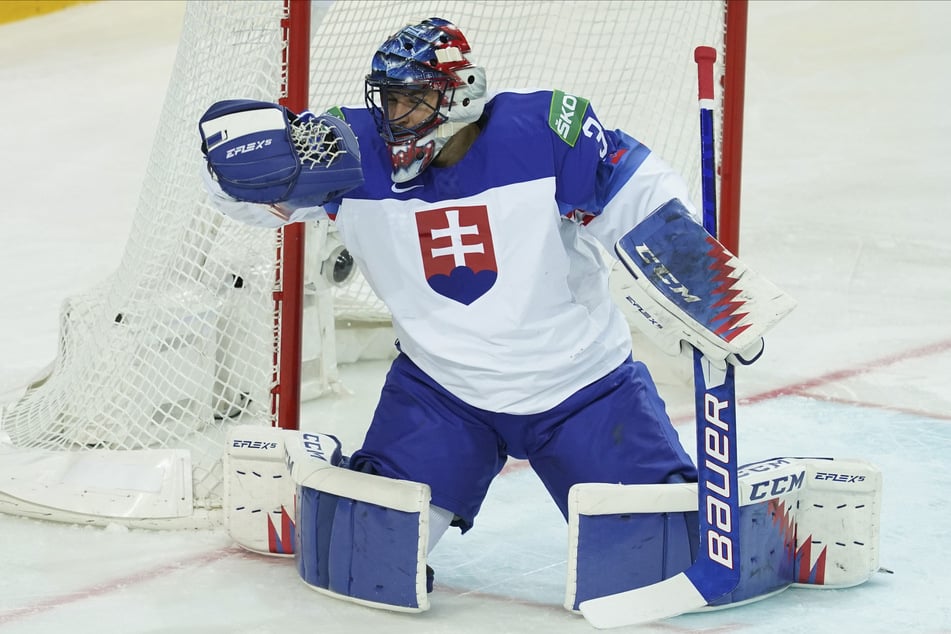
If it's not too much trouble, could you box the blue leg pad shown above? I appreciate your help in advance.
[571,511,698,610]
[296,485,426,610]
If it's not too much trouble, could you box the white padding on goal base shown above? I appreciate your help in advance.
[0,438,194,523]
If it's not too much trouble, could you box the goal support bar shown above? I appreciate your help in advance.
[273,0,312,431]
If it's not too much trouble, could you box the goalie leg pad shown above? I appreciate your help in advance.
[710,456,882,606]
[296,487,430,611]
[784,457,883,589]
[567,510,699,610]
[286,432,433,612]
[224,424,305,556]
[566,483,699,612]
[225,425,434,611]
[566,457,882,612]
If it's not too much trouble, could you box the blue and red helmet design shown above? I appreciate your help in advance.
[364,18,488,183]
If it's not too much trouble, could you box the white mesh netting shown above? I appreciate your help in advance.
[0,0,730,526]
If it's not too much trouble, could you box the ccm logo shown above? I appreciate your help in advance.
[302,432,331,461]
[748,471,806,501]
[635,244,701,303]
[284,432,335,474]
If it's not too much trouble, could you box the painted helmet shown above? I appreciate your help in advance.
[365,18,487,183]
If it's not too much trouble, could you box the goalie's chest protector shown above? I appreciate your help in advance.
[326,93,632,414]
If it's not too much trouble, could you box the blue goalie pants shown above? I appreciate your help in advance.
[350,352,697,531]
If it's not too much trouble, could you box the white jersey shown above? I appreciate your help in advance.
[207,90,696,414]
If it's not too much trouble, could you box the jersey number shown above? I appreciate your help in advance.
[582,117,608,158]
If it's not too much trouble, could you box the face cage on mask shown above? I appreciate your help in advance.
[364,79,455,144]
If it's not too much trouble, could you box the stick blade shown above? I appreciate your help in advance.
[579,573,707,629]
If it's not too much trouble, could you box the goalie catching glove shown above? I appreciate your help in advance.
[611,199,797,367]
[199,99,364,211]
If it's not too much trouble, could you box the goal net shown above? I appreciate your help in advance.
[0,0,744,528]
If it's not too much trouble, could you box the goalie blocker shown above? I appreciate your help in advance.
[611,198,797,367]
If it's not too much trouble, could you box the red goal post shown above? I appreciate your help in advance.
[0,0,747,528]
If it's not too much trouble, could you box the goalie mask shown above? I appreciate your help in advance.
[365,17,487,183]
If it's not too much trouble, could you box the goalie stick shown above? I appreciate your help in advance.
[580,46,742,628]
